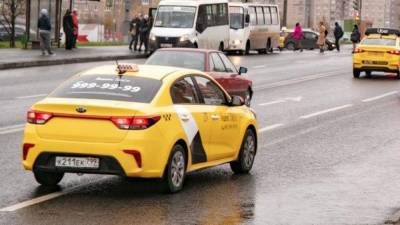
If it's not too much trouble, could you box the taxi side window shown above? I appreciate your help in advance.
[210,53,226,72]
[171,77,199,104]
[193,76,226,105]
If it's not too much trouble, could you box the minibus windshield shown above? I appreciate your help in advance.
[154,6,196,29]
[229,7,244,30]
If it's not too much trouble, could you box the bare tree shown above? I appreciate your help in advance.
[0,0,25,48]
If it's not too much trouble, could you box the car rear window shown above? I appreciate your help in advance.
[362,38,397,46]
[50,75,162,103]
[146,51,205,71]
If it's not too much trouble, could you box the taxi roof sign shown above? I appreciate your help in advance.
[365,28,400,36]
[116,64,139,74]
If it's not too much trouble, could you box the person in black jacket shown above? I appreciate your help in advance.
[129,14,141,51]
[351,25,361,53]
[63,9,74,50]
[139,15,150,53]
[333,22,344,52]
[38,9,54,56]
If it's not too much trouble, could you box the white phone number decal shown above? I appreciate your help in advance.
[71,81,141,93]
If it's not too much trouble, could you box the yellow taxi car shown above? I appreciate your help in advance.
[22,64,258,193]
[353,28,400,78]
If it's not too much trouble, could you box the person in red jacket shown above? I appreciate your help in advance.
[71,9,79,48]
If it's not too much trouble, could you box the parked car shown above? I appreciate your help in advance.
[0,25,25,41]
[283,29,335,51]
[145,48,253,106]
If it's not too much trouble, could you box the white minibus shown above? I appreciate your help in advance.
[227,2,280,54]
[149,0,230,51]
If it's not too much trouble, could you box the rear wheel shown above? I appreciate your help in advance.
[230,129,256,174]
[286,42,295,51]
[163,144,186,193]
[353,69,361,78]
[34,170,64,186]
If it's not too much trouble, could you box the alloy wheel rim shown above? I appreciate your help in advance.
[171,151,185,187]
[243,135,255,168]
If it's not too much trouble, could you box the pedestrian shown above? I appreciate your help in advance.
[350,24,361,53]
[139,15,150,53]
[71,9,79,48]
[37,9,54,56]
[292,22,304,52]
[317,21,326,53]
[63,9,74,50]
[333,22,344,52]
[129,14,141,51]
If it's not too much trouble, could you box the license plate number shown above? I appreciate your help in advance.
[160,43,173,48]
[363,60,387,65]
[55,157,100,169]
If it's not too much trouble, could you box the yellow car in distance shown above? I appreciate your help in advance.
[22,64,258,193]
[353,28,400,78]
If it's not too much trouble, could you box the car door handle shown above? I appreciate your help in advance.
[211,115,220,120]
[181,114,190,122]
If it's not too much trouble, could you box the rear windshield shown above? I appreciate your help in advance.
[146,51,205,71]
[50,75,162,103]
[362,38,397,46]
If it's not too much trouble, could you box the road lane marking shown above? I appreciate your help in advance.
[259,100,285,106]
[0,124,25,135]
[253,65,266,69]
[362,91,398,103]
[16,94,47,99]
[253,70,347,91]
[259,96,303,106]
[259,124,284,133]
[300,104,353,119]
[0,177,108,212]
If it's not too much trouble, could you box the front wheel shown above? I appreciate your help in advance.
[286,42,295,51]
[163,144,186,193]
[230,129,257,174]
[34,170,64,186]
[353,69,361,78]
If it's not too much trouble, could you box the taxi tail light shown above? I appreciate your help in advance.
[111,115,160,130]
[22,143,35,160]
[354,48,365,53]
[387,50,400,55]
[27,110,53,124]
[123,150,142,168]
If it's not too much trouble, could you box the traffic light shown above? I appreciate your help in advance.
[353,0,360,10]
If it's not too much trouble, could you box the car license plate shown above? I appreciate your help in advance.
[55,156,100,169]
[160,43,173,48]
[363,60,388,65]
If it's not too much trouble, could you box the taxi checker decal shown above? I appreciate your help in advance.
[174,105,207,164]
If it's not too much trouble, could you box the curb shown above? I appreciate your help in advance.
[0,54,148,70]
[385,210,400,224]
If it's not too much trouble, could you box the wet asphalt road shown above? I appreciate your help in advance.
[1,49,400,225]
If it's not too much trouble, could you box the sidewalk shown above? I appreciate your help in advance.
[0,46,148,70]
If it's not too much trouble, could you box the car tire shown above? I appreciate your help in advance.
[286,42,295,51]
[163,144,186,193]
[230,129,256,174]
[34,170,64,186]
[353,69,361,78]
[219,43,224,52]
[396,72,400,79]
[245,41,250,55]
[244,89,252,107]
[365,71,372,78]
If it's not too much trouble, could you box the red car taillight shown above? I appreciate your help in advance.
[22,143,35,160]
[27,110,53,124]
[387,50,400,55]
[354,48,365,53]
[111,115,160,130]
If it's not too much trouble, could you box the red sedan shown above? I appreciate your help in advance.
[145,48,253,106]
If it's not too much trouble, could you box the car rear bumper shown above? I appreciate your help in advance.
[22,125,170,178]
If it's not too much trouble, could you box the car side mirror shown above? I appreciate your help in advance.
[239,66,248,75]
[245,15,250,23]
[231,95,244,106]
